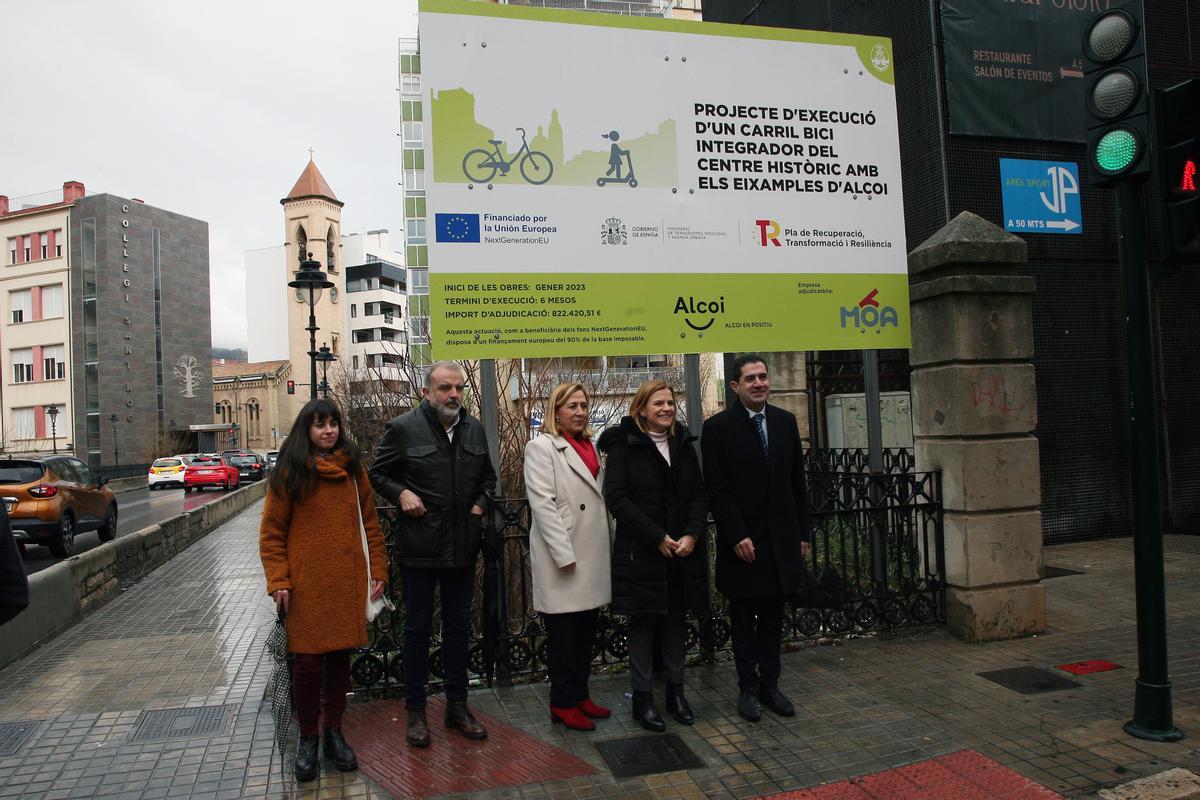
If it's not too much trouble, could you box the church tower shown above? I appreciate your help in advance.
[281,158,346,413]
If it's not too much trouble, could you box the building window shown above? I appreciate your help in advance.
[406,218,426,239]
[40,233,48,260]
[41,284,63,318]
[403,170,425,191]
[296,225,308,265]
[10,289,31,324]
[247,399,261,438]
[352,355,359,370]
[55,230,62,257]
[350,303,357,319]
[410,268,429,291]
[8,239,15,265]
[12,349,33,383]
[23,236,31,261]
[43,344,66,380]
[11,408,34,440]
[330,333,339,356]
[401,74,422,94]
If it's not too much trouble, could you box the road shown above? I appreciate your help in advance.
[19,484,255,576]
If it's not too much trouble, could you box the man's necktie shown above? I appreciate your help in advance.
[753,413,769,460]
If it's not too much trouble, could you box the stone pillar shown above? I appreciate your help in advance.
[908,212,1046,641]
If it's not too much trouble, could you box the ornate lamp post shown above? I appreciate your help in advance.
[109,414,120,466]
[288,253,334,401]
[315,343,336,399]
[46,404,60,455]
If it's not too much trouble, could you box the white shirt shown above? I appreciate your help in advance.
[444,416,461,443]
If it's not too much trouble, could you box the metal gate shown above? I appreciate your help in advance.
[350,449,943,691]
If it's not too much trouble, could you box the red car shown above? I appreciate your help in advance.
[184,455,240,492]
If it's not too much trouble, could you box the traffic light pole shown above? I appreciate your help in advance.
[1115,179,1183,742]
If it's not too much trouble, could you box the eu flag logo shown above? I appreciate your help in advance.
[435,213,481,243]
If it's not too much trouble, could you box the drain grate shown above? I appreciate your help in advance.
[1043,565,1085,578]
[978,666,1082,695]
[595,733,704,778]
[1057,659,1122,675]
[130,703,239,742]
[0,720,42,756]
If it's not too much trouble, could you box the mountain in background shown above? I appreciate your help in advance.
[212,347,247,363]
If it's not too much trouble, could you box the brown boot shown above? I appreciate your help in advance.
[406,708,431,748]
[444,700,487,740]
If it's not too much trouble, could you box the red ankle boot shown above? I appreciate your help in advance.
[578,698,611,719]
[550,705,595,730]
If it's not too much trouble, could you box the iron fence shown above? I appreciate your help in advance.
[350,451,944,691]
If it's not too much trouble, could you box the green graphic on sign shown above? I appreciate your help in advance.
[431,89,678,187]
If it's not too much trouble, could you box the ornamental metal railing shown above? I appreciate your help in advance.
[350,450,944,691]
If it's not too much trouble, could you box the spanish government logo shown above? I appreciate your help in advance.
[601,217,627,245]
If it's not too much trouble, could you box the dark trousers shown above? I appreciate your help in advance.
[402,565,475,709]
[292,651,351,737]
[627,609,686,693]
[542,609,599,708]
[728,596,784,691]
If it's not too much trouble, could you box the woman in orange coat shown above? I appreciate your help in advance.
[260,398,388,782]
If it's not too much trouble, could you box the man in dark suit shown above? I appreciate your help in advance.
[702,354,812,722]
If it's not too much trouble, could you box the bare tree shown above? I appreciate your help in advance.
[173,355,202,398]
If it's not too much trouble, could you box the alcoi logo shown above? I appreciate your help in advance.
[675,295,725,331]
[840,288,899,331]
[435,213,481,243]
[754,219,781,247]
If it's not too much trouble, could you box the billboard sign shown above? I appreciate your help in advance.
[420,0,910,358]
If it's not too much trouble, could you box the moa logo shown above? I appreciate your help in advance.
[674,295,725,331]
[840,288,899,330]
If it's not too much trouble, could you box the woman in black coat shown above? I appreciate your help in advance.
[598,380,708,732]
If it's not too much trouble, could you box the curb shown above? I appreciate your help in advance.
[0,479,267,670]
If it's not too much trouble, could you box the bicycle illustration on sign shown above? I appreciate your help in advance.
[462,127,554,185]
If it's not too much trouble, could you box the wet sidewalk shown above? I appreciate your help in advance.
[0,499,1197,799]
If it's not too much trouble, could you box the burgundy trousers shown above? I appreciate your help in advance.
[291,650,351,736]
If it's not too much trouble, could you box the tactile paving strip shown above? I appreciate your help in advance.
[1056,659,1122,676]
[343,696,597,798]
[755,749,1063,799]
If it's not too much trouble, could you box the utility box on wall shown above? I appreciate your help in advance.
[824,392,914,449]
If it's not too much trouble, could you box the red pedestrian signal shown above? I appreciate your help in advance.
[287,380,295,395]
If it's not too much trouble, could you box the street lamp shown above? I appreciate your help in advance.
[315,343,336,399]
[46,404,59,455]
[288,253,334,401]
[109,414,120,466]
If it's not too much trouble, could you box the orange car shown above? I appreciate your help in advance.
[0,456,118,557]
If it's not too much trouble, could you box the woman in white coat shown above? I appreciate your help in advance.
[524,382,613,731]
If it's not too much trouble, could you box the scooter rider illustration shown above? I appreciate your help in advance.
[597,130,637,188]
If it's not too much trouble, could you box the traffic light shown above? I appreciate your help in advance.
[287,380,295,395]
[1156,79,1200,261]
[1082,1,1150,186]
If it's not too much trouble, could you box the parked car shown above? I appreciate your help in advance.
[147,457,187,489]
[0,456,118,557]
[264,451,279,471]
[184,456,240,492]
[228,453,264,482]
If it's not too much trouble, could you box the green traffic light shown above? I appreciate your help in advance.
[1095,128,1139,173]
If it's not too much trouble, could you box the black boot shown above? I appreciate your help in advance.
[406,708,431,748]
[323,727,358,771]
[294,735,320,782]
[632,690,666,733]
[665,683,694,725]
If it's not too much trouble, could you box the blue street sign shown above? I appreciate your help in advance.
[1000,158,1082,235]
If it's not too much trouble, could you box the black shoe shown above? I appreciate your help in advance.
[665,683,694,725]
[632,690,666,733]
[323,727,358,771]
[406,708,431,748]
[737,688,762,722]
[759,686,795,717]
[444,700,488,740]
[294,735,320,782]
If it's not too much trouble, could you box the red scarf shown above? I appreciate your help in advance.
[566,435,599,478]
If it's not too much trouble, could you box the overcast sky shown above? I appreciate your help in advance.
[2,1,419,349]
